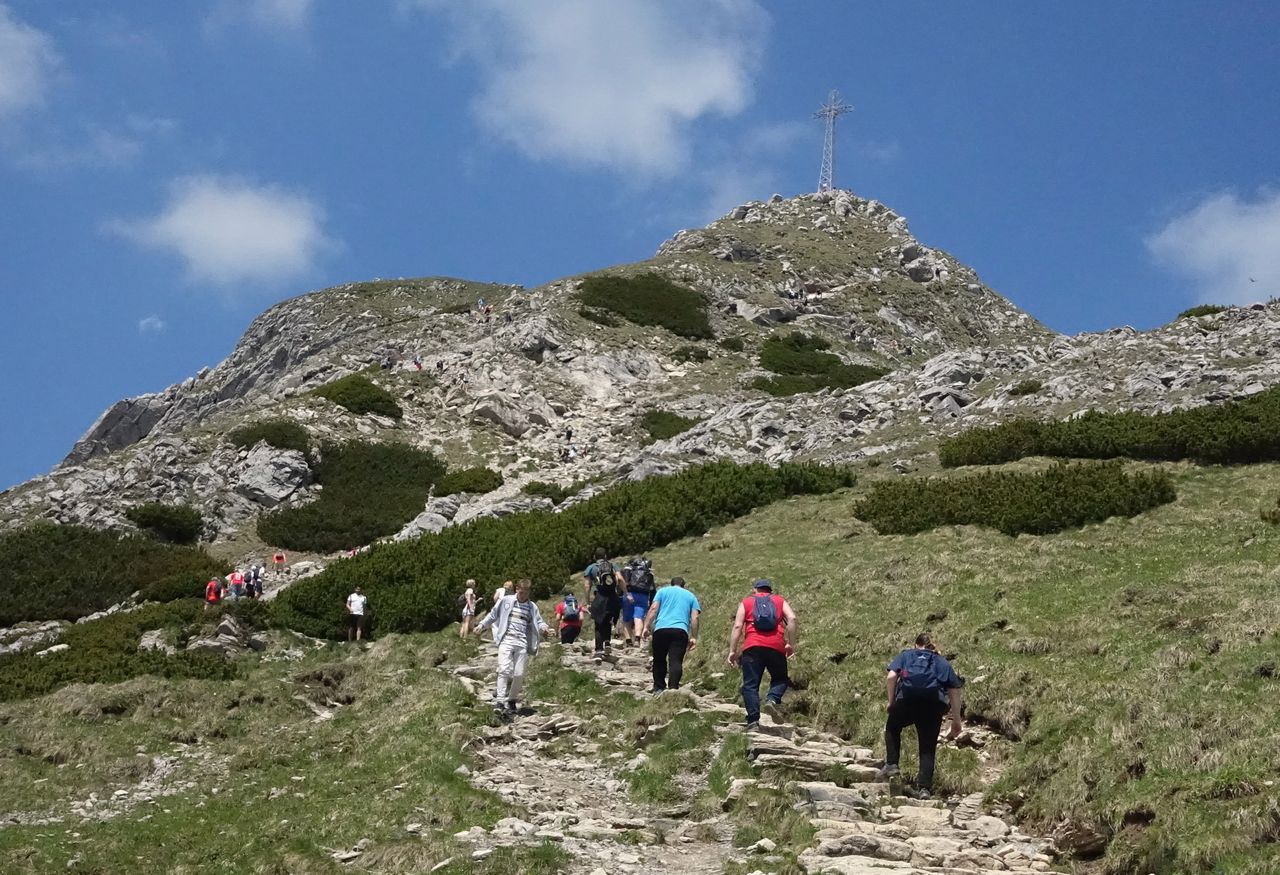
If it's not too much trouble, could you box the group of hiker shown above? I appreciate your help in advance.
[462,547,965,799]
[202,552,289,609]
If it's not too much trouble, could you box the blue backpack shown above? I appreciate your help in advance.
[561,594,580,621]
[898,649,942,700]
[751,594,779,633]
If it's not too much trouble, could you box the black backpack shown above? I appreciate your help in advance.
[593,560,616,596]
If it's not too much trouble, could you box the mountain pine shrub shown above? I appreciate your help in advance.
[226,419,311,456]
[0,601,236,703]
[853,461,1176,536]
[124,502,204,545]
[436,466,504,495]
[1009,378,1043,397]
[521,481,581,504]
[752,332,887,396]
[640,410,700,443]
[718,336,746,352]
[939,386,1280,468]
[0,524,225,624]
[275,461,854,638]
[1177,304,1228,320]
[672,344,711,363]
[257,441,445,552]
[312,374,403,419]
[578,273,713,340]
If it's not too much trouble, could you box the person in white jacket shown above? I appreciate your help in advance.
[473,578,550,714]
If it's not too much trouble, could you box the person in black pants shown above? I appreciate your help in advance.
[642,576,701,693]
[582,548,625,661]
[881,633,964,798]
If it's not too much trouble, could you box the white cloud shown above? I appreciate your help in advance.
[137,315,167,334]
[1147,190,1280,305]
[0,4,61,118]
[107,175,335,286]
[207,0,315,34]
[418,0,769,177]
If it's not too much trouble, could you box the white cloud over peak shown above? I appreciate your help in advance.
[420,0,769,177]
[0,4,60,118]
[107,175,335,287]
[137,315,167,334]
[1147,190,1280,305]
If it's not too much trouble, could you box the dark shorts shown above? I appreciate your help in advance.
[560,625,581,644]
[347,614,367,631]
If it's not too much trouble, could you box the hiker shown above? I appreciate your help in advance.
[345,585,369,642]
[554,590,583,644]
[204,576,222,611]
[251,565,265,598]
[726,578,796,729]
[880,633,964,799]
[624,557,656,645]
[459,579,477,638]
[229,568,245,600]
[642,576,700,694]
[491,580,515,643]
[473,578,550,714]
[272,551,287,577]
[583,548,626,661]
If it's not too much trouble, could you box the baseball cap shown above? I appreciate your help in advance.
[753,578,773,591]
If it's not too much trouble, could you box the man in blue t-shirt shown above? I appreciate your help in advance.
[880,633,965,798]
[641,577,701,694]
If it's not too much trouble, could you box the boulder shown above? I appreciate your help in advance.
[138,629,176,655]
[186,615,265,656]
[472,392,532,438]
[234,443,311,507]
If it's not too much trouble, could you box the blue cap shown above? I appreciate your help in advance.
[753,578,773,591]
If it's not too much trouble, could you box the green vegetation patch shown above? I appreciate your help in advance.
[436,466,505,495]
[226,418,311,455]
[521,481,578,505]
[275,461,854,638]
[718,335,747,352]
[0,524,224,625]
[752,332,887,397]
[672,344,711,363]
[853,462,1176,536]
[578,272,712,339]
[124,502,203,545]
[1008,378,1043,397]
[940,386,1280,468]
[0,601,235,702]
[313,373,403,419]
[1177,303,1229,320]
[640,410,701,443]
[257,441,445,553]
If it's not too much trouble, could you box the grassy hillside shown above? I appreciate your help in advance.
[3,461,1278,872]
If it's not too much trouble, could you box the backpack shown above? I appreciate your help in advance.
[593,560,616,596]
[751,594,779,633]
[561,594,580,621]
[631,559,655,595]
[897,649,942,700]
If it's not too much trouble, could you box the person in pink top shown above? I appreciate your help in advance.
[726,578,797,730]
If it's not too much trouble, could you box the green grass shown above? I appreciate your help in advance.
[312,373,403,419]
[578,272,713,340]
[639,410,700,443]
[633,462,1280,873]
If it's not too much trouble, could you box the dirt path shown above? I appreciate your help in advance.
[448,641,1061,875]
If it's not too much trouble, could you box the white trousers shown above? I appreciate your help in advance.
[495,643,530,703]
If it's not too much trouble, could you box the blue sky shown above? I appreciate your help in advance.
[2,0,1278,491]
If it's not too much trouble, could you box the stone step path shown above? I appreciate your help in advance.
[448,641,1061,875]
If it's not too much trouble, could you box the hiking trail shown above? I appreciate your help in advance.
[446,641,1061,875]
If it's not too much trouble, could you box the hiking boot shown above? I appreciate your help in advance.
[505,699,518,713]
[593,651,604,663]
[877,764,901,780]
[761,700,784,723]
[651,688,666,697]
[905,786,931,800]
[492,701,507,715]
[745,721,761,732]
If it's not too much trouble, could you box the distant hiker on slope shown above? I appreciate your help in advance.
[473,578,550,715]
[272,551,287,577]
[554,589,583,644]
[726,578,796,730]
[583,549,626,662]
[642,576,700,694]
[345,585,369,642]
[228,568,245,601]
[204,576,222,611]
[459,579,477,638]
[879,633,964,799]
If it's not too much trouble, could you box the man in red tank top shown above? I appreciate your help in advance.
[726,578,797,729]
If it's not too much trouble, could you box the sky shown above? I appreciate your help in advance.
[1,1,1278,491]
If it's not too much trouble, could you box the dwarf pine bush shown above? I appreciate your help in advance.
[939,387,1280,468]
[752,332,887,397]
[275,461,854,638]
[124,502,204,545]
[257,441,444,552]
[0,524,225,624]
[640,410,700,443]
[1177,304,1228,320]
[578,273,713,340]
[853,462,1176,536]
[227,419,311,456]
[313,374,403,419]
[436,466,504,495]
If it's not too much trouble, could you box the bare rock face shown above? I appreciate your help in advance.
[63,393,176,465]
[233,444,311,508]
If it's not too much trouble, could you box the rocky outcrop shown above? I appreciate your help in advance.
[233,444,311,508]
[63,393,176,465]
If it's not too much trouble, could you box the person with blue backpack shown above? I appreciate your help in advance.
[726,578,797,730]
[880,633,965,799]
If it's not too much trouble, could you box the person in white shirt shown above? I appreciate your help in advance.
[345,586,369,642]
[473,579,550,714]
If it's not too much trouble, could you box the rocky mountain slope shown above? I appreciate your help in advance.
[3,189,1276,551]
